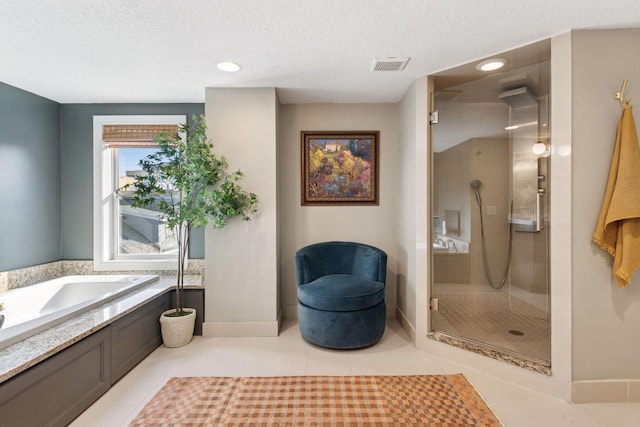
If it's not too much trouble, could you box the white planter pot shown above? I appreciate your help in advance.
[159,308,196,348]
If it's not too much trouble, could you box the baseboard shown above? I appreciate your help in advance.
[202,317,281,338]
[573,379,640,403]
[395,306,416,345]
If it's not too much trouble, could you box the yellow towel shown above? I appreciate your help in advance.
[592,106,640,287]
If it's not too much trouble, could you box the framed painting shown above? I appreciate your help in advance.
[301,131,379,205]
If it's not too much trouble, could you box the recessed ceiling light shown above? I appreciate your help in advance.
[475,58,508,72]
[217,61,241,72]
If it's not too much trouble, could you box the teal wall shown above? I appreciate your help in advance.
[0,82,61,271]
[60,104,205,260]
[0,82,205,271]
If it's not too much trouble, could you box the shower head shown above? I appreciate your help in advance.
[498,86,537,108]
[470,180,482,190]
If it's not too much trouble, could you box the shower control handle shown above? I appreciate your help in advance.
[536,192,543,232]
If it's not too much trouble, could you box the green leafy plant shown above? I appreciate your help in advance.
[121,114,258,316]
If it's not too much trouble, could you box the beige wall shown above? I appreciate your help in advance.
[278,103,398,318]
[548,30,573,401]
[204,88,280,336]
[571,29,640,382]
[396,77,429,340]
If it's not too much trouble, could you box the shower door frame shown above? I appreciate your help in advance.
[425,62,552,374]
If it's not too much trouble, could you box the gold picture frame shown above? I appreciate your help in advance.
[301,131,379,205]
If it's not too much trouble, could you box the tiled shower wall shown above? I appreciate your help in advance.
[0,259,204,293]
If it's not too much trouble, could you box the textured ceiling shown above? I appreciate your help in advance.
[1,0,639,104]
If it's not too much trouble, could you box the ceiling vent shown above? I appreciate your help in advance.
[370,57,410,72]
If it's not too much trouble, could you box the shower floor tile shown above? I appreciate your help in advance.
[432,283,550,362]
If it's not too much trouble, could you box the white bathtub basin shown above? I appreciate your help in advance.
[0,275,159,350]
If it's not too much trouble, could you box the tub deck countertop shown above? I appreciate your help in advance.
[0,275,202,384]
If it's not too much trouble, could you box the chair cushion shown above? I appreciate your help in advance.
[298,274,385,312]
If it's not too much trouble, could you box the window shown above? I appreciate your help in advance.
[93,115,186,270]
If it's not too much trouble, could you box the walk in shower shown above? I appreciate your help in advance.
[429,40,551,368]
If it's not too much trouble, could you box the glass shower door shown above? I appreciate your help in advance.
[429,52,551,366]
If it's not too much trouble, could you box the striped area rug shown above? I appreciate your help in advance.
[130,374,501,426]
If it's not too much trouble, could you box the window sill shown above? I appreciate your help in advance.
[93,259,180,272]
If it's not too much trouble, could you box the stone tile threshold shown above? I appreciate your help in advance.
[428,331,552,376]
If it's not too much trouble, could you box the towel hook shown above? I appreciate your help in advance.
[614,80,631,107]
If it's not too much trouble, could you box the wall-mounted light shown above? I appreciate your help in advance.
[475,58,508,72]
[532,142,548,155]
[217,61,241,72]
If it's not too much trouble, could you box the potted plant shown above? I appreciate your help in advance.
[122,114,258,347]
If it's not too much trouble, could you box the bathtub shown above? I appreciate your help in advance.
[0,275,159,350]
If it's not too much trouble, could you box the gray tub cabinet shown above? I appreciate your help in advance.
[0,288,204,427]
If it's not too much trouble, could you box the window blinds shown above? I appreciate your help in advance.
[102,124,178,148]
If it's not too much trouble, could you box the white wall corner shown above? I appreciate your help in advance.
[396,306,417,345]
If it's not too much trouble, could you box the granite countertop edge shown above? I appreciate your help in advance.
[0,275,202,384]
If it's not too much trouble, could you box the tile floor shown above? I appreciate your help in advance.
[71,319,640,427]
[433,283,551,362]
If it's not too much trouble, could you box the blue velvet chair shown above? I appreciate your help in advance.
[295,241,387,349]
